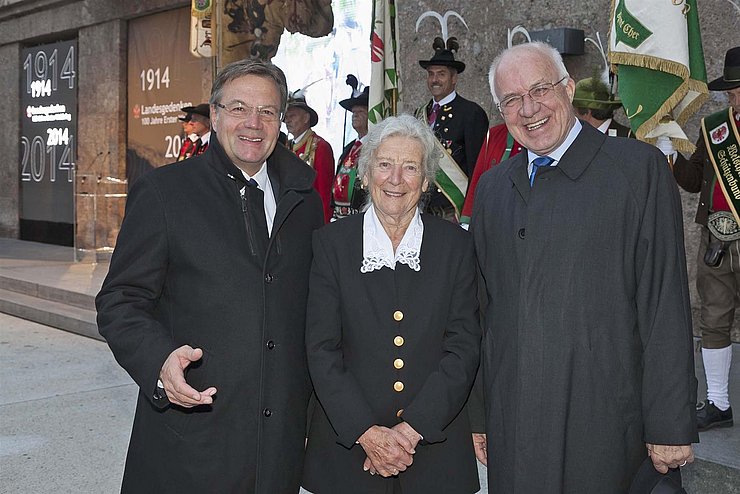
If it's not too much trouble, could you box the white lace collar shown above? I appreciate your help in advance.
[360,205,423,273]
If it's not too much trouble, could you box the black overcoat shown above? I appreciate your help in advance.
[302,213,481,494]
[472,123,698,493]
[96,133,324,493]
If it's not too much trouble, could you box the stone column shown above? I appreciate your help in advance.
[0,43,21,238]
[76,20,127,261]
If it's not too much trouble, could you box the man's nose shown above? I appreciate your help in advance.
[519,94,540,117]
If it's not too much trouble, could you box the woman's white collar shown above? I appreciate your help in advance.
[360,205,423,273]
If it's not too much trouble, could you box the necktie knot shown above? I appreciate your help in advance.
[247,178,259,188]
[530,156,554,187]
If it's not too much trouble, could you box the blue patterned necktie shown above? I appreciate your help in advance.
[529,156,554,187]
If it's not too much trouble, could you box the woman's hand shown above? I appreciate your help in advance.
[358,425,415,477]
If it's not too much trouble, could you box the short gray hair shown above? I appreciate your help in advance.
[209,59,288,118]
[357,114,441,187]
[488,42,570,104]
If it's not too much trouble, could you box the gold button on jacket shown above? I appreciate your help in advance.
[393,381,404,392]
[393,335,404,347]
[393,358,404,369]
[393,310,404,321]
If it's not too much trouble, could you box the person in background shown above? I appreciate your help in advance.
[459,123,523,226]
[672,45,740,432]
[415,37,489,221]
[177,103,211,161]
[285,91,335,223]
[572,76,632,137]
[96,59,323,493]
[473,41,697,493]
[303,114,481,494]
[332,82,369,220]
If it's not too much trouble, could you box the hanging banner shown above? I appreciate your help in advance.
[19,39,77,246]
[127,7,212,185]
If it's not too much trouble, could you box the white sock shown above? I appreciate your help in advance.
[702,346,733,411]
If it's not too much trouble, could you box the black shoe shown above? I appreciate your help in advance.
[696,401,733,431]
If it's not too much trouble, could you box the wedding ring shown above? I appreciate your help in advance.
[680,460,687,467]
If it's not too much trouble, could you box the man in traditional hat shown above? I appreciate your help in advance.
[572,77,632,137]
[673,46,740,432]
[177,103,211,161]
[332,85,369,219]
[285,92,334,223]
[415,37,489,221]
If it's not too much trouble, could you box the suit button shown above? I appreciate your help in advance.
[700,202,705,206]
[393,310,404,321]
[263,408,272,417]
[393,358,404,369]
[266,340,275,350]
[265,273,274,283]
[393,381,404,392]
[394,335,405,347]
[518,228,526,239]
[396,408,404,418]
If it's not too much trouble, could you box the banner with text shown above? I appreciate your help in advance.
[19,39,77,246]
[127,7,212,185]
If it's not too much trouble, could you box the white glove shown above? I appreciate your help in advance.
[655,136,676,157]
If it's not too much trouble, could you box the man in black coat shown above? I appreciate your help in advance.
[96,60,324,493]
[415,37,489,220]
[473,42,697,493]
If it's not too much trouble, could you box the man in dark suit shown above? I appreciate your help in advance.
[472,41,697,493]
[96,60,324,493]
[415,37,489,220]
[572,76,633,137]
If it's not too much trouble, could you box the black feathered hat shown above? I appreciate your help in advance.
[419,37,466,74]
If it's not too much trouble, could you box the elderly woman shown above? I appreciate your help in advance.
[302,114,481,494]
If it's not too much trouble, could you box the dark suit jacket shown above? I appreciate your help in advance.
[96,133,324,493]
[673,127,714,226]
[303,213,481,494]
[420,95,489,209]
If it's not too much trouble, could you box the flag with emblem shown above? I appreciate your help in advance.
[369,0,401,127]
[608,0,708,153]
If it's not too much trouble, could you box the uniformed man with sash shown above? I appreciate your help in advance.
[415,37,489,222]
[673,46,740,432]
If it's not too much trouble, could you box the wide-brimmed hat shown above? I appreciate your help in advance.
[180,103,210,120]
[708,46,740,91]
[287,92,319,127]
[572,77,623,110]
[419,37,466,74]
[340,86,369,111]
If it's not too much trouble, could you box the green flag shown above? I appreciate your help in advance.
[369,0,401,127]
[608,0,708,153]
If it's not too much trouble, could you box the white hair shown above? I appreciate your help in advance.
[488,42,570,104]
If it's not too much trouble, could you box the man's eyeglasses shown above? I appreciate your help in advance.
[216,102,283,122]
[496,76,568,115]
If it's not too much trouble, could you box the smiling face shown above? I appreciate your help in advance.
[364,135,428,226]
[495,51,576,156]
[426,65,458,101]
[211,74,281,175]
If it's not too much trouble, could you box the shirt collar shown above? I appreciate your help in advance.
[596,119,612,134]
[360,205,423,273]
[434,91,457,107]
[200,131,211,144]
[526,117,582,165]
[240,161,269,189]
